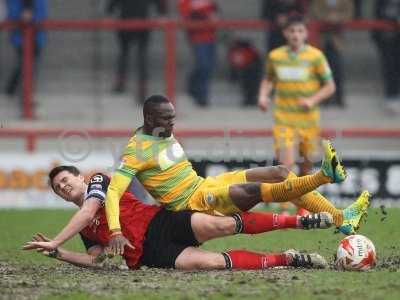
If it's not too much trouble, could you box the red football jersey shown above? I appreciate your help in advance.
[79,174,160,269]
[178,0,218,43]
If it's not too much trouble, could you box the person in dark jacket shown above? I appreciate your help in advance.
[371,0,400,114]
[107,0,167,103]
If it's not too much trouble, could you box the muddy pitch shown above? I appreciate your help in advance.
[1,256,399,300]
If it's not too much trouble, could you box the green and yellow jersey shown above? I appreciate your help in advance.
[118,130,203,209]
[266,45,333,128]
[106,129,203,230]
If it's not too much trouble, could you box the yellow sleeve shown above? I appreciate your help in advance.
[105,153,149,231]
[105,172,132,231]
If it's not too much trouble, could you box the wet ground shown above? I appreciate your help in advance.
[2,208,399,300]
[1,255,399,300]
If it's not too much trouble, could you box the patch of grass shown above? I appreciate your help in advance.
[1,208,399,300]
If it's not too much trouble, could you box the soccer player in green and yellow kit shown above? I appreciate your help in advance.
[258,14,336,214]
[105,95,369,254]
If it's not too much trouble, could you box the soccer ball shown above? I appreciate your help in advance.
[335,235,377,271]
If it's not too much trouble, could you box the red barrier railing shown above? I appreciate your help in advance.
[22,25,34,119]
[1,18,400,120]
[1,127,400,153]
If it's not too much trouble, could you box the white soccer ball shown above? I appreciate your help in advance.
[335,235,377,271]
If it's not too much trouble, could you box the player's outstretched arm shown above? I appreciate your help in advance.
[22,233,107,269]
[23,199,101,251]
[54,247,106,268]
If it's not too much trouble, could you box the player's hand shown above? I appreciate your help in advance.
[258,96,271,112]
[24,240,58,251]
[108,231,135,256]
[34,233,56,257]
[298,97,315,110]
[22,233,57,251]
[22,233,46,250]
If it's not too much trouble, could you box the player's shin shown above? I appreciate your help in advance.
[287,172,343,227]
[232,211,332,234]
[222,250,289,269]
[223,247,328,271]
[232,212,298,234]
[260,171,331,203]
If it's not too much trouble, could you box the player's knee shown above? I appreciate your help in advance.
[192,214,234,242]
[199,216,235,237]
[178,253,225,270]
[239,183,261,197]
[211,217,235,235]
[197,253,226,270]
[274,165,290,180]
[229,183,261,211]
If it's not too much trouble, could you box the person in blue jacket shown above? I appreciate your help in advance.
[5,0,47,96]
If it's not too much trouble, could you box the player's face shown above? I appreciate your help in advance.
[52,171,85,204]
[151,102,176,137]
[284,23,307,50]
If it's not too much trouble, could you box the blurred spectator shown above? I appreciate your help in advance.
[178,0,218,107]
[310,0,354,108]
[353,0,363,19]
[227,39,262,106]
[0,0,5,81]
[106,0,167,102]
[371,0,400,114]
[0,1,5,21]
[261,0,307,52]
[4,0,47,96]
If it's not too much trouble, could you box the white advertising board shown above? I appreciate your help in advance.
[1,151,400,208]
[0,152,116,208]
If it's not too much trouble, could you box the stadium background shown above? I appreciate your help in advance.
[0,0,399,209]
[1,1,400,300]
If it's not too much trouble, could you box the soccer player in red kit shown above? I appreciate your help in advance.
[23,165,332,270]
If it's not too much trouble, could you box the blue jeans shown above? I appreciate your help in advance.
[187,42,216,106]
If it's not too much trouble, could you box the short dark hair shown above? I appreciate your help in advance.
[284,14,306,29]
[143,95,170,116]
[48,165,80,191]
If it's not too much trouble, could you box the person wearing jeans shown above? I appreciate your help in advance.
[178,0,218,107]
